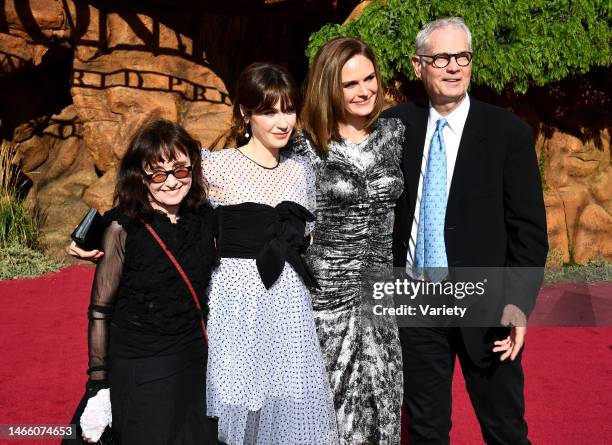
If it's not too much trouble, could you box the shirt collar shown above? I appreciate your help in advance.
[427,94,471,135]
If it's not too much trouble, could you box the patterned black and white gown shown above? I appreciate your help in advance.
[291,118,406,445]
[202,148,338,445]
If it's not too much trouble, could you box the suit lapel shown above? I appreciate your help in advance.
[403,102,428,213]
[447,98,488,211]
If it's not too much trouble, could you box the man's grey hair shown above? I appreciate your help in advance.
[415,17,472,54]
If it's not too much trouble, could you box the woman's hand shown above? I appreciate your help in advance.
[80,388,112,442]
[82,433,96,443]
[69,241,104,263]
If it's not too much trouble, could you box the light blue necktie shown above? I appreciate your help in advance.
[415,118,448,279]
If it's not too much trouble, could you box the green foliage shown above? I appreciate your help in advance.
[307,0,612,92]
[0,141,61,279]
[0,141,41,249]
[0,244,63,280]
[544,259,611,284]
[0,194,41,248]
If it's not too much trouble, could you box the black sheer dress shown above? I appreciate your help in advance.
[87,204,219,444]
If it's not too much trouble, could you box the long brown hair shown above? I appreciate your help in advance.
[218,62,301,148]
[302,37,384,155]
[115,119,207,222]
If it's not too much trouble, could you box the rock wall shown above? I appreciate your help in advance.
[1,0,233,256]
[533,73,612,266]
[0,0,359,257]
[497,71,611,266]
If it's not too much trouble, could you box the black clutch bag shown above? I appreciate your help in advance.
[71,208,103,251]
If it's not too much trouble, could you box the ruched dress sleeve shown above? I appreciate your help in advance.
[286,134,319,236]
[303,152,317,236]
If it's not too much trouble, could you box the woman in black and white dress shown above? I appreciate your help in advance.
[203,63,338,445]
[292,37,406,445]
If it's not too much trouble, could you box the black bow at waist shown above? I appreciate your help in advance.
[216,201,318,289]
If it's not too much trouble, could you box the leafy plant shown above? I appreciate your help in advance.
[0,140,41,248]
[0,195,40,248]
[307,0,612,93]
[0,141,62,279]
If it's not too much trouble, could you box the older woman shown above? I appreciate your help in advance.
[72,120,219,444]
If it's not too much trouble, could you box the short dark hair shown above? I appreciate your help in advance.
[228,62,301,147]
[115,119,207,222]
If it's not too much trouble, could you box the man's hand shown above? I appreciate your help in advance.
[500,303,527,328]
[493,304,528,361]
[492,326,526,361]
[68,241,104,262]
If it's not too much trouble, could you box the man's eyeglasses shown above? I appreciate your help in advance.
[417,51,473,68]
[145,165,193,184]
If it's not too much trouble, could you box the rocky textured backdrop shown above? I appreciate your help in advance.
[0,0,609,264]
[0,0,358,257]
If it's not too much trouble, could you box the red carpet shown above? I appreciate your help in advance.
[0,266,610,444]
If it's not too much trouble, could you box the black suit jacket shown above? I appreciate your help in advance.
[383,98,548,361]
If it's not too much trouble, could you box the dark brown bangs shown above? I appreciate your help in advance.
[238,62,302,116]
[142,142,190,171]
[252,83,301,115]
[221,62,302,148]
[115,119,207,223]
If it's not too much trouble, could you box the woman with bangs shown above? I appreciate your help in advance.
[202,62,338,445]
[291,37,405,445]
[69,120,220,444]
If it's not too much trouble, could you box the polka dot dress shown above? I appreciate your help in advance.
[202,148,338,445]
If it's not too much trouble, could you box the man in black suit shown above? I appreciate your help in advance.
[382,17,548,444]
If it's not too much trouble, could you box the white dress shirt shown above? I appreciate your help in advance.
[406,94,471,269]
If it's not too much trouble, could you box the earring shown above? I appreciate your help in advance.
[244,121,250,139]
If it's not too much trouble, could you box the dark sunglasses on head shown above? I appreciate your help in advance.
[145,165,193,184]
